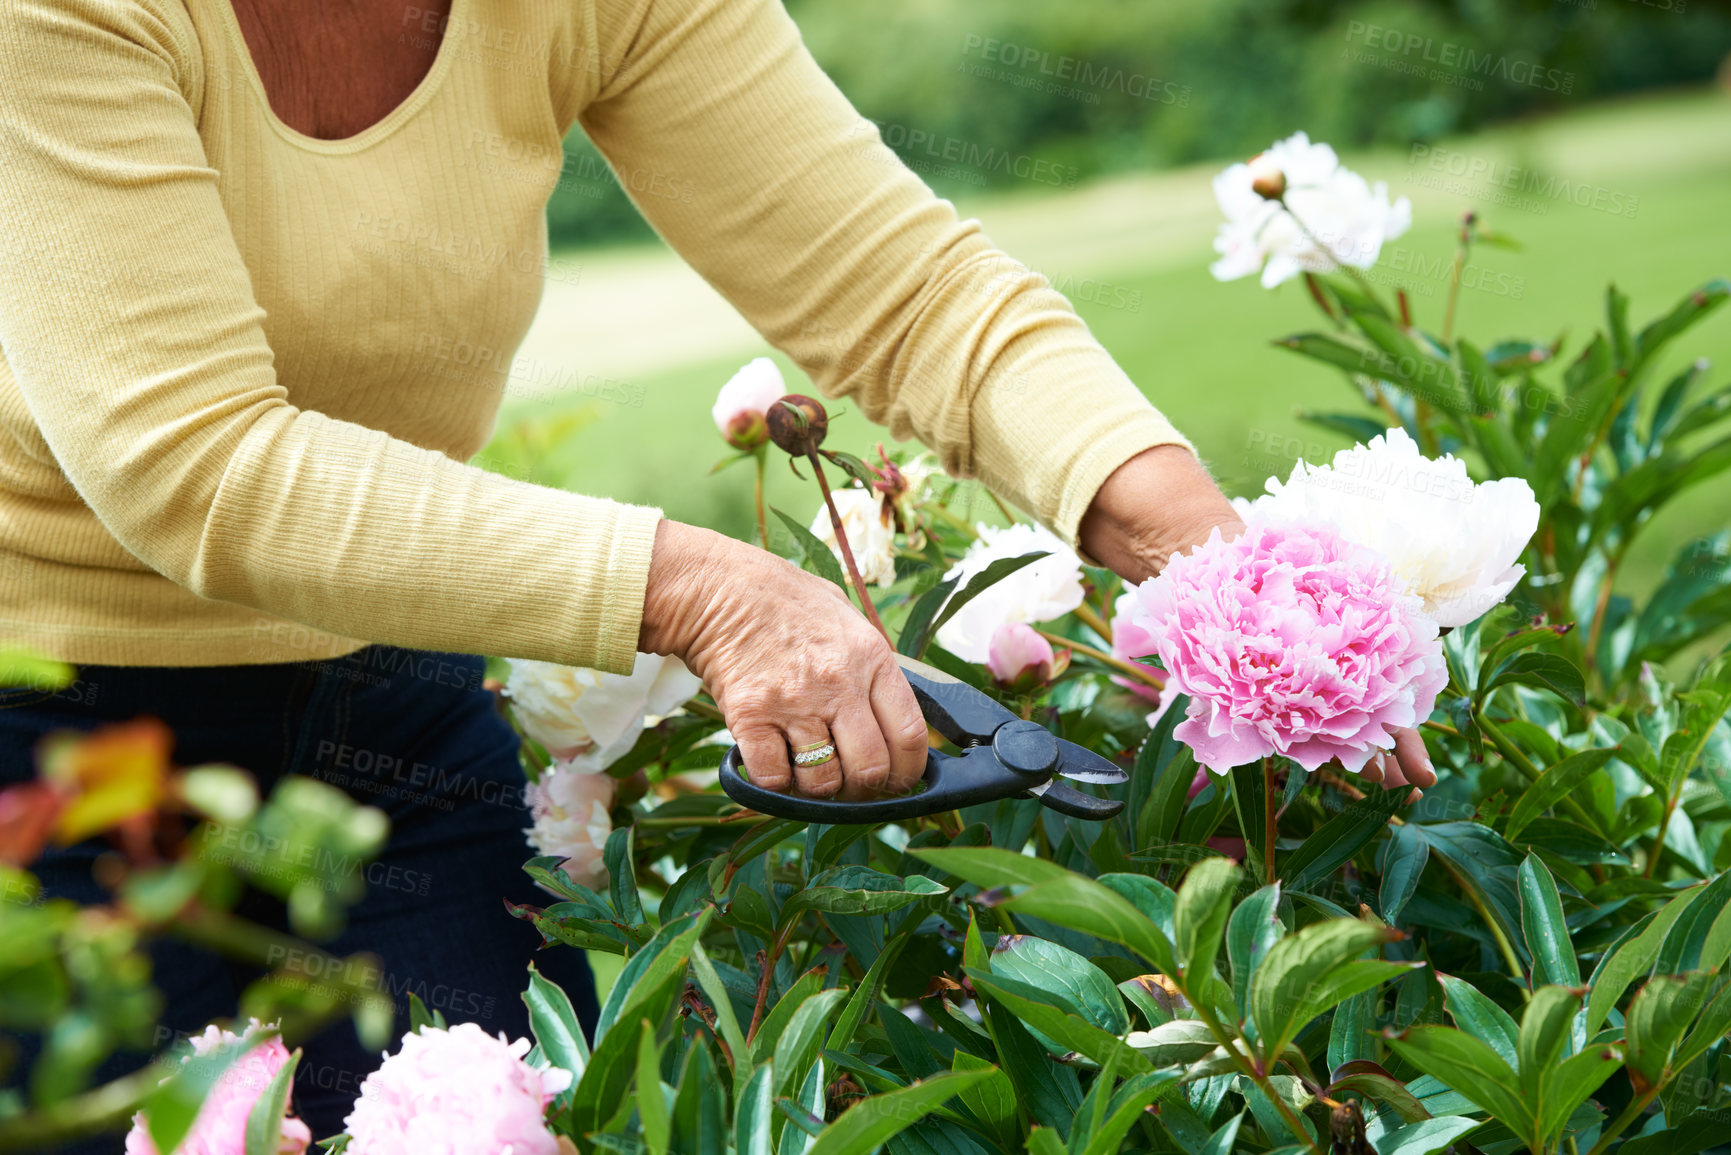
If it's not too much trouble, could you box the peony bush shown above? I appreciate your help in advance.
[3,136,1729,1155]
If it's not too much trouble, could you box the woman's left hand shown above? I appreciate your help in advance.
[1078,444,1437,797]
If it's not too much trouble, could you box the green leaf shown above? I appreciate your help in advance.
[1516,985,1582,1106]
[593,910,709,1048]
[145,1033,261,1155]
[928,553,1054,640]
[635,1021,670,1155]
[1078,1070,1184,1155]
[1673,977,1731,1071]
[688,944,748,1089]
[1583,893,1690,1034]
[1325,1061,1430,1124]
[1624,972,1714,1087]
[1274,332,1378,376]
[916,850,1179,976]
[1631,278,1730,376]
[1437,974,1519,1069]
[1026,1127,1068,1155]
[752,968,828,1065]
[1518,855,1580,987]
[829,936,907,1054]
[1503,748,1615,843]
[1654,870,1731,973]
[982,1000,1082,1131]
[736,1061,776,1155]
[805,1071,993,1155]
[1227,884,1284,1021]
[0,647,74,691]
[523,961,588,1104]
[1535,1047,1620,1147]
[407,991,444,1033]
[1134,733,1197,851]
[243,1047,301,1155]
[780,868,947,922]
[1379,823,1428,926]
[604,826,645,927]
[967,969,1154,1074]
[1384,1027,1531,1137]
[1483,652,1586,707]
[1173,857,1241,987]
[989,935,1130,1035]
[772,988,849,1099]
[1123,1018,1221,1066]
[1249,918,1399,1060]
[948,1051,1020,1153]
[1229,764,1271,885]
[1371,1116,1481,1155]
[1282,785,1408,891]
[771,506,848,590]
[670,1041,725,1155]
[569,965,688,1140]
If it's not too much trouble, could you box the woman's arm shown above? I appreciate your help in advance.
[575,0,1196,553]
[0,0,658,672]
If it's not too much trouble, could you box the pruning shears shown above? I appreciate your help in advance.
[718,655,1128,825]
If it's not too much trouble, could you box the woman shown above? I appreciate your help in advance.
[0,0,1433,1142]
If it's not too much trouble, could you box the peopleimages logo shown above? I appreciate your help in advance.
[959,35,1190,106]
[1342,21,1574,94]
[1407,145,1639,219]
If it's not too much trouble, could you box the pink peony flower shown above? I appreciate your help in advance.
[343,1023,572,1155]
[1108,590,1165,705]
[125,1021,311,1155]
[985,622,1054,689]
[712,357,787,450]
[1124,521,1446,775]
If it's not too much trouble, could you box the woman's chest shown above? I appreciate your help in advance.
[227,0,454,141]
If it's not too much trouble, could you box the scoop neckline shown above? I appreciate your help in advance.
[210,0,469,155]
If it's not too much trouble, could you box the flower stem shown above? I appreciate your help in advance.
[1072,601,1114,646]
[1646,796,1676,880]
[1264,757,1279,888]
[1032,628,1163,689]
[1187,998,1324,1155]
[1437,855,1528,998]
[753,448,769,550]
[808,451,890,641]
[746,918,801,1045]
[1584,1086,1660,1155]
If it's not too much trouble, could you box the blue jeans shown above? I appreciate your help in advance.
[0,645,600,1151]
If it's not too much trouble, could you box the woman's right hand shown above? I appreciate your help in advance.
[637,520,930,801]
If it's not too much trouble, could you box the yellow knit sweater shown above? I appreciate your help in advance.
[0,0,1191,674]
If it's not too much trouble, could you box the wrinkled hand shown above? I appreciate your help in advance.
[1078,444,1437,797]
[638,520,928,801]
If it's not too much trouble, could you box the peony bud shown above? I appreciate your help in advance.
[766,394,829,457]
[712,358,787,451]
[1247,152,1286,200]
[985,622,1054,691]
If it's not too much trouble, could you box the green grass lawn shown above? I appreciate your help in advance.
[485,86,1731,604]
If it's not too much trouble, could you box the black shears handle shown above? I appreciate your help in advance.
[716,658,1123,824]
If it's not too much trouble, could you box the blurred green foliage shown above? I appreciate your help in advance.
[547,0,1731,249]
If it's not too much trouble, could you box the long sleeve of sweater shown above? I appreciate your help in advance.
[0,0,661,672]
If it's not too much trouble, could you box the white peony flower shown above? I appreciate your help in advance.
[525,769,614,888]
[810,485,898,590]
[1210,132,1411,289]
[1245,427,1539,627]
[504,654,703,771]
[935,523,1085,664]
[712,357,787,450]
